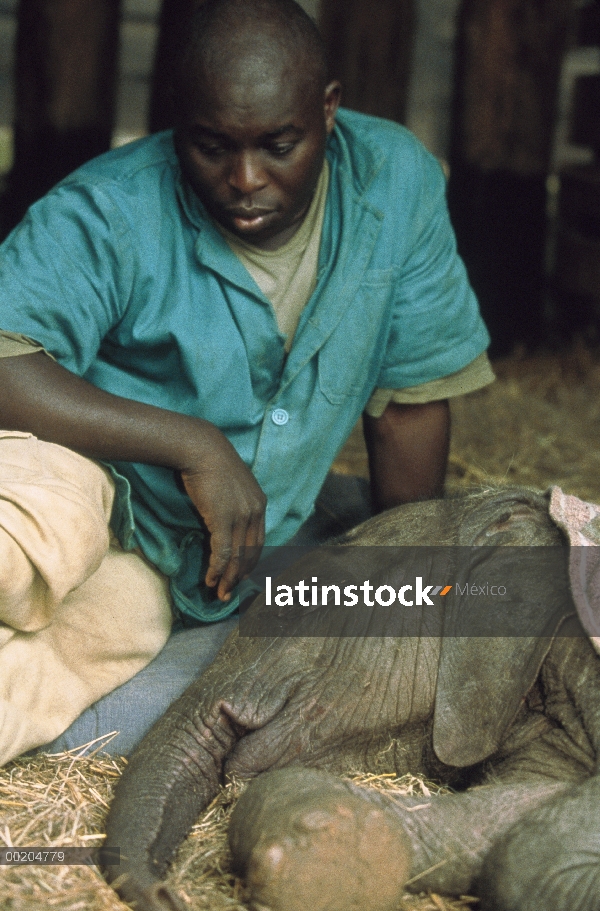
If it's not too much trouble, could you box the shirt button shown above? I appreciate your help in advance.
[271,408,289,426]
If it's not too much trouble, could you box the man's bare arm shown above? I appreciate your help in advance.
[363,399,450,512]
[0,352,266,601]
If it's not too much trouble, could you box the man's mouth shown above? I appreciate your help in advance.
[226,207,275,230]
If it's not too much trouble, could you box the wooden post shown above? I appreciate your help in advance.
[318,0,415,123]
[148,0,199,134]
[447,0,574,354]
[2,0,121,238]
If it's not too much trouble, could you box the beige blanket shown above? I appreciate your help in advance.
[0,432,172,766]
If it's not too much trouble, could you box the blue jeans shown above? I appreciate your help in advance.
[40,475,371,757]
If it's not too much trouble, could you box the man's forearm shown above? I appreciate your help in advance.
[363,399,450,512]
[0,350,220,470]
[0,351,267,599]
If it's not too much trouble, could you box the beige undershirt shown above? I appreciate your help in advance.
[0,160,494,410]
[0,331,49,358]
[218,160,330,351]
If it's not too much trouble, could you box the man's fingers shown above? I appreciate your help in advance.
[204,528,234,595]
[241,512,266,576]
[183,457,267,599]
[204,520,253,601]
[215,515,256,601]
[206,505,266,601]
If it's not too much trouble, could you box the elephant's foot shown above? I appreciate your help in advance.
[228,767,411,911]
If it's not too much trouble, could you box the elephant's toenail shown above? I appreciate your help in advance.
[263,844,285,869]
[297,809,335,831]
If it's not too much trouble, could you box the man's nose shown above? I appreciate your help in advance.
[227,151,268,195]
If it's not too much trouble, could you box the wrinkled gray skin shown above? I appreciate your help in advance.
[104,487,600,911]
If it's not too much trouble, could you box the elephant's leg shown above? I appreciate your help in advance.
[383,775,569,896]
[228,767,413,911]
[229,767,569,909]
[477,773,600,911]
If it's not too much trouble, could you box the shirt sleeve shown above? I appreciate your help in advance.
[0,181,134,377]
[375,140,490,390]
[364,352,495,417]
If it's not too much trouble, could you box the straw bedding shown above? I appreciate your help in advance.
[0,749,475,911]
[1,342,599,911]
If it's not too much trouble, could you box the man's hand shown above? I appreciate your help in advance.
[0,352,266,600]
[180,431,266,601]
[363,399,450,511]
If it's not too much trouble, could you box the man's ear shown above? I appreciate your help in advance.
[324,81,341,134]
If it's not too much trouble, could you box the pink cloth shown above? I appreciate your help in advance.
[548,486,600,652]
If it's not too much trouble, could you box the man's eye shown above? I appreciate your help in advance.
[268,142,296,156]
[196,142,225,156]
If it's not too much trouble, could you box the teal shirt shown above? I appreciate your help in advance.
[0,109,489,621]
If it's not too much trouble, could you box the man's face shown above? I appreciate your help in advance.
[175,57,340,250]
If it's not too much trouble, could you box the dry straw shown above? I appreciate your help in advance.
[0,749,474,911]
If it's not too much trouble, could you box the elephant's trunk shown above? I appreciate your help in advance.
[104,691,242,910]
[104,630,297,909]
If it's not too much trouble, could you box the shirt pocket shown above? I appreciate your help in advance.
[318,276,393,405]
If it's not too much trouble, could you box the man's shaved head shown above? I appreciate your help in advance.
[173,0,329,115]
[172,0,340,249]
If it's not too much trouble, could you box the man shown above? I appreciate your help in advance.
[0,0,492,763]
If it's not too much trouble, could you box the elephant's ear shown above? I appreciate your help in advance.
[433,636,554,766]
[433,543,573,768]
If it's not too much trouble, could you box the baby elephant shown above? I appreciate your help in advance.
[103,486,600,911]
